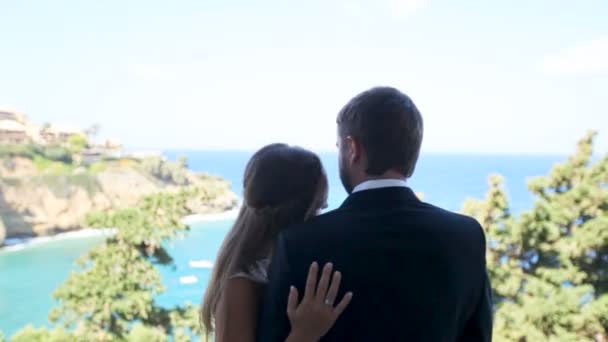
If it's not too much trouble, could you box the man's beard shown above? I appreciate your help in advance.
[339,158,354,195]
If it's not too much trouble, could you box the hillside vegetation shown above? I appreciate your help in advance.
[0,143,237,245]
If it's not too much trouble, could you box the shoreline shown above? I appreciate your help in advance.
[1,228,118,253]
[0,207,240,254]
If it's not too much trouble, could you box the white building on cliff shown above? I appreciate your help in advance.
[0,107,85,145]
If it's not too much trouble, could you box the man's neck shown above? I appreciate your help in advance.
[355,170,407,185]
[351,173,408,194]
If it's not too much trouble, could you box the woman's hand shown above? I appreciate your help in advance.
[285,262,353,342]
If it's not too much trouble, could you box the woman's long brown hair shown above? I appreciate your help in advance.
[200,143,328,334]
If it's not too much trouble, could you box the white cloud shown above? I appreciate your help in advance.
[127,64,180,81]
[542,38,608,76]
[387,0,427,17]
[340,1,365,16]
[338,0,427,18]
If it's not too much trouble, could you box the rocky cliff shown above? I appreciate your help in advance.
[0,156,238,245]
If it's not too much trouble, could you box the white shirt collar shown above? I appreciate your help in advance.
[352,179,408,193]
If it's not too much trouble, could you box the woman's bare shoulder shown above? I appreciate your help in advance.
[215,278,262,342]
[224,277,260,300]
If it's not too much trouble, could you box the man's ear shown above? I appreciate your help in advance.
[346,136,362,164]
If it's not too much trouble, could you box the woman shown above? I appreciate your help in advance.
[201,143,353,342]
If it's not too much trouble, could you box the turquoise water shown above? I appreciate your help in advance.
[0,236,105,335]
[0,220,231,337]
[0,152,565,336]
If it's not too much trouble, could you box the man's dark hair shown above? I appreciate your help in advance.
[337,86,423,177]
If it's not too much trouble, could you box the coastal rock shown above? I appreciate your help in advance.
[0,157,37,178]
[0,158,238,239]
[96,167,160,206]
[0,185,115,236]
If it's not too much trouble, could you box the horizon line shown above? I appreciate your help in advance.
[133,147,573,157]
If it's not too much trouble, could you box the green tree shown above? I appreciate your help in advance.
[178,155,188,169]
[19,188,209,341]
[463,131,608,341]
[9,326,76,342]
[67,134,89,154]
[141,157,190,186]
[41,145,73,164]
[125,324,167,342]
[0,144,41,159]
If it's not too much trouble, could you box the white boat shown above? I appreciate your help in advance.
[189,260,214,269]
[179,275,198,284]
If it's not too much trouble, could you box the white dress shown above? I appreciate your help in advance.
[230,259,270,284]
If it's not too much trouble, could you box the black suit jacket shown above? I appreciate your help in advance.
[257,187,492,341]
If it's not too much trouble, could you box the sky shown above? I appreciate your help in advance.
[0,0,607,154]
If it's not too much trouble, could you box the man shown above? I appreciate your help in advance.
[257,86,493,341]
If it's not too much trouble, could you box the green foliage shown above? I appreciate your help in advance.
[67,134,88,154]
[41,145,73,164]
[0,144,73,165]
[0,144,39,159]
[9,326,76,342]
[126,324,167,342]
[141,157,190,186]
[46,188,209,341]
[32,155,74,173]
[89,161,109,174]
[463,131,608,341]
[178,155,188,169]
[196,173,234,200]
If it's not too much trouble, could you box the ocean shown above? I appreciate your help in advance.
[0,151,564,336]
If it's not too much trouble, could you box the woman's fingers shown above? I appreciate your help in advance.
[303,262,319,301]
[333,292,353,317]
[324,271,342,306]
[286,286,299,317]
[315,263,333,302]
